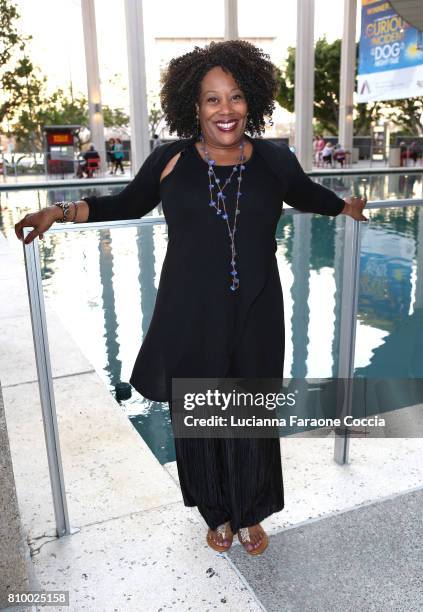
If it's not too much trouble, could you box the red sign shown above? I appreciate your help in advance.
[46,133,73,145]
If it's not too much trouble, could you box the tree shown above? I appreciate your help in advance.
[102,104,129,128]
[4,57,49,152]
[385,98,423,136]
[0,0,34,125]
[276,35,423,136]
[148,101,164,137]
[276,37,346,135]
[10,84,130,152]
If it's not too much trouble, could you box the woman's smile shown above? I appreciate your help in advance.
[215,119,239,132]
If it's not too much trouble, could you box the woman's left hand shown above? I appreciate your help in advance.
[342,196,368,221]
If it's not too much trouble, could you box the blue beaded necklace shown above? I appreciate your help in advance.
[199,133,246,291]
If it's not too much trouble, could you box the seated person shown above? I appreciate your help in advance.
[321,142,334,167]
[333,143,346,167]
[79,144,101,178]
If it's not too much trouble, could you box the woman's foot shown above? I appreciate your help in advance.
[206,522,234,552]
[237,523,269,555]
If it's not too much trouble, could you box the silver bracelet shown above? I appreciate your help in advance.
[54,201,77,223]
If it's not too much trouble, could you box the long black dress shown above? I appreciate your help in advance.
[82,135,345,533]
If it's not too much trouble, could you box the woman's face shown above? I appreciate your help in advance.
[196,66,248,147]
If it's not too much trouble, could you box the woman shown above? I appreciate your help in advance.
[313,134,321,165]
[333,143,346,168]
[14,40,367,556]
[112,138,125,174]
[321,141,334,167]
[106,137,115,174]
[316,134,326,166]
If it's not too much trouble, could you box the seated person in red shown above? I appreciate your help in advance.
[81,144,101,177]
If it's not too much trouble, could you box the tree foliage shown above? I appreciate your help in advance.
[0,0,34,124]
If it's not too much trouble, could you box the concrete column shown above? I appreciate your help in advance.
[0,384,35,607]
[81,0,107,174]
[124,0,151,173]
[339,0,357,154]
[224,0,238,40]
[294,0,315,170]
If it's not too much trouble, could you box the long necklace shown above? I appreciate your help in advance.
[199,133,246,291]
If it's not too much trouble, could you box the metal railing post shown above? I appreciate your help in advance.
[334,215,362,464]
[22,231,77,537]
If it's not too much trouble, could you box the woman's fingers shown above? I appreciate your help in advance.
[14,216,28,241]
[15,211,51,243]
[348,196,368,221]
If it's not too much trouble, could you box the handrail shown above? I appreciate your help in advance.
[39,197,423,240]
[2,166,422,191]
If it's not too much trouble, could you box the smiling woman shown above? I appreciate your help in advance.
[14,39,367,560]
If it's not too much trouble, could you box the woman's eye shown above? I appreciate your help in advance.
[206,95,243,103]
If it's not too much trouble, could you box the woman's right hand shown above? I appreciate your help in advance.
[14,207,60,244]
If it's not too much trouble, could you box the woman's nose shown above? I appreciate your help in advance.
[219,99,234,113]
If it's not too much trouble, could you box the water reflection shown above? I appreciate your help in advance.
[99,231,122,388]
[355,206,423,378]
[314,172,423,202]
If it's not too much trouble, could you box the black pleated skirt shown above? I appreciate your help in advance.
[168,359,284,534]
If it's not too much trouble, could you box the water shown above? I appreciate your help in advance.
[1,173,422,462]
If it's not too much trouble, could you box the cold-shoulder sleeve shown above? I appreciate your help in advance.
[282,147,345,217]
[80,143,172,222]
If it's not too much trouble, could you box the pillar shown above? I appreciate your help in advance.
[224,0,238,40]
[339,0,357,154]
[124,0,151,173]
[294,0,315,170]
[81,0,107,174]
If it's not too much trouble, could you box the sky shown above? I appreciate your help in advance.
[13,0,362,115]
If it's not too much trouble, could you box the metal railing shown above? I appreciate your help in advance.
[21,197,423,537]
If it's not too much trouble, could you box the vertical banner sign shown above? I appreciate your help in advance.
[357,0,423,102]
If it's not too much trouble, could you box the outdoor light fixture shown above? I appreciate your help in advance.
[94,103,101,113]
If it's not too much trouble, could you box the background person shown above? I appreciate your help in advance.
[77,144,101,178]
[313,134,320,165]
[409,141,421,166]
[112,138,125,174]
[106,138,115,174]
[316,134,326,166]
[333,143,346,168]
[321,141,334,167]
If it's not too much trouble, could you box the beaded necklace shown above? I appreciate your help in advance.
[199,133,246,291]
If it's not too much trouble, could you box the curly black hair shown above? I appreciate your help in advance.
[159,40,278,138]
